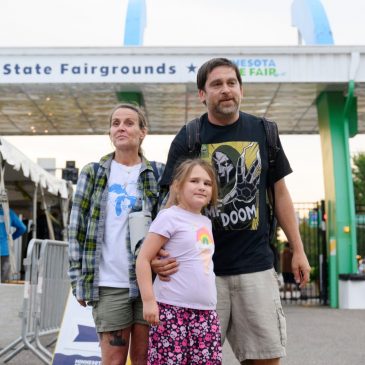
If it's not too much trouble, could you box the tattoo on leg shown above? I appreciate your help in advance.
[108,330,127,347]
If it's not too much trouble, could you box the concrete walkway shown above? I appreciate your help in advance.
[223,304,365,365]
[1,284,365,364]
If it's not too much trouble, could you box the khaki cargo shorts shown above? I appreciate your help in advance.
[92,287,147,333]
[216,268,287,363]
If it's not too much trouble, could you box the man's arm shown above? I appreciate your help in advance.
[150,248,179,281]
[274,178,311,288]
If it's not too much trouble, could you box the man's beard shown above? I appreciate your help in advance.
[214,98,240,117]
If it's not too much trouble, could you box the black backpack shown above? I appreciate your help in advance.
[185,116,280,243]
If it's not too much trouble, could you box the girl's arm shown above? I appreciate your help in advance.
[136,232,168,325]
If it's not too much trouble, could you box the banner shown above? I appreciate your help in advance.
[52,291,101,365]
[0,54,289,83]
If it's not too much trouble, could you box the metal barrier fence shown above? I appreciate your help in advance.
[280,202,365,306]
[0,239,69,364]
[278,201,327,305]
[356,205,365,259]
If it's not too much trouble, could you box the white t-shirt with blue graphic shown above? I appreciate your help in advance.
[99,160,141,288]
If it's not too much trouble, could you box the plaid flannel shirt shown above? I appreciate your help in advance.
[68,152,164,302]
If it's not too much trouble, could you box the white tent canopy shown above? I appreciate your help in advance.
[0,137,71,281]
[0,137,68,199]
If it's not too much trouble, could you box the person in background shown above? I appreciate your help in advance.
[281,241,297,300]
[153,58,311,364]
[0,206,27,282]
[136,158,222,365]
[68,103,164,365]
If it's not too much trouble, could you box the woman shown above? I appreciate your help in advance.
[68,103,164,365]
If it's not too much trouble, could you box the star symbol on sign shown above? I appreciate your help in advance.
[187,63,197,73]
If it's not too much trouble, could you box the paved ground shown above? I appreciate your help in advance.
[1,284,365,364]
[222,303,365,365]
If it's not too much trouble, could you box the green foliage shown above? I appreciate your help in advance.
[310,265,319,282]
[298,218,320,281]
[357,226,365,258]
[353,152,365,207]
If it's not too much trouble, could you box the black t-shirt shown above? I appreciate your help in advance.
[160,111,292,276]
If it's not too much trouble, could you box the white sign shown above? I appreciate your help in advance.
[0,54,289,83]
[52,291,101,365]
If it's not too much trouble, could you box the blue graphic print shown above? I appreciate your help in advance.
[109,183,137,216]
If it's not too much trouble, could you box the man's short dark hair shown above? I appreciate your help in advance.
[197,57,242,91]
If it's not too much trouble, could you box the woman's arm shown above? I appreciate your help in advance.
[136,232,168,325]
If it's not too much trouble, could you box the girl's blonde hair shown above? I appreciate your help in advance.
[166,158,218,209]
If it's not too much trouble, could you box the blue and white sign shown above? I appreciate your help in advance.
[0,54,289,83]
[52,291,101,365]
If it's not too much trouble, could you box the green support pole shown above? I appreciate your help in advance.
[116,91,144,106]
[316,91,358,308]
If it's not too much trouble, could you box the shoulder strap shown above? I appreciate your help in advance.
[261,117,280,244]
[149,161,159,182]
[186,117,202,156]
[261,117,280,179]
[89,162,99,194]
[92,162,99,176]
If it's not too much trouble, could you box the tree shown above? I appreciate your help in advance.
[352,152,365,208]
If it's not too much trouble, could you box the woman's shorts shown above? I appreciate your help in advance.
[92,287,147,333]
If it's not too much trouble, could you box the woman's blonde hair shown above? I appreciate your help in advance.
[166,158,218,209]
[109,103,148,156]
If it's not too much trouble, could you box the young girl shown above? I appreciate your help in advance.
[136,158,222,365]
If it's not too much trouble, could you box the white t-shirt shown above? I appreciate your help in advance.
[99,161,142,288]
[150,205,217,310]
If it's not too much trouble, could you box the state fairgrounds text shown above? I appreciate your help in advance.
[1,63,177,76]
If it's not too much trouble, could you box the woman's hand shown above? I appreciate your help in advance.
[143,299,160,326]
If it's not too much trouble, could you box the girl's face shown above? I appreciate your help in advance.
[109,108,146,151]
[178,165,213,214]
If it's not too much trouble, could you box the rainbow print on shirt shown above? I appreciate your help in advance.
[196,226,214,273]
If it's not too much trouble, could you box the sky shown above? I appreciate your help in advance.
[1,0,365,202]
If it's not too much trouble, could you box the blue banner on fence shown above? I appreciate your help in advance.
[52,290,101,365]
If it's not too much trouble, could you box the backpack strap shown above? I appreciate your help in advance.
[261,117,280,243]
[186,117,202,157]
[262,117,280,188]
[262,118,280,176]
[149,160,159,182]
[92,162,99,176]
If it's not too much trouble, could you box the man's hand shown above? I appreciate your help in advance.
[292,251,311,288]
[151,248,178,282]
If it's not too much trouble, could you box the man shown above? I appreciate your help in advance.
[0,206,27,282]
[154,58,311,364]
